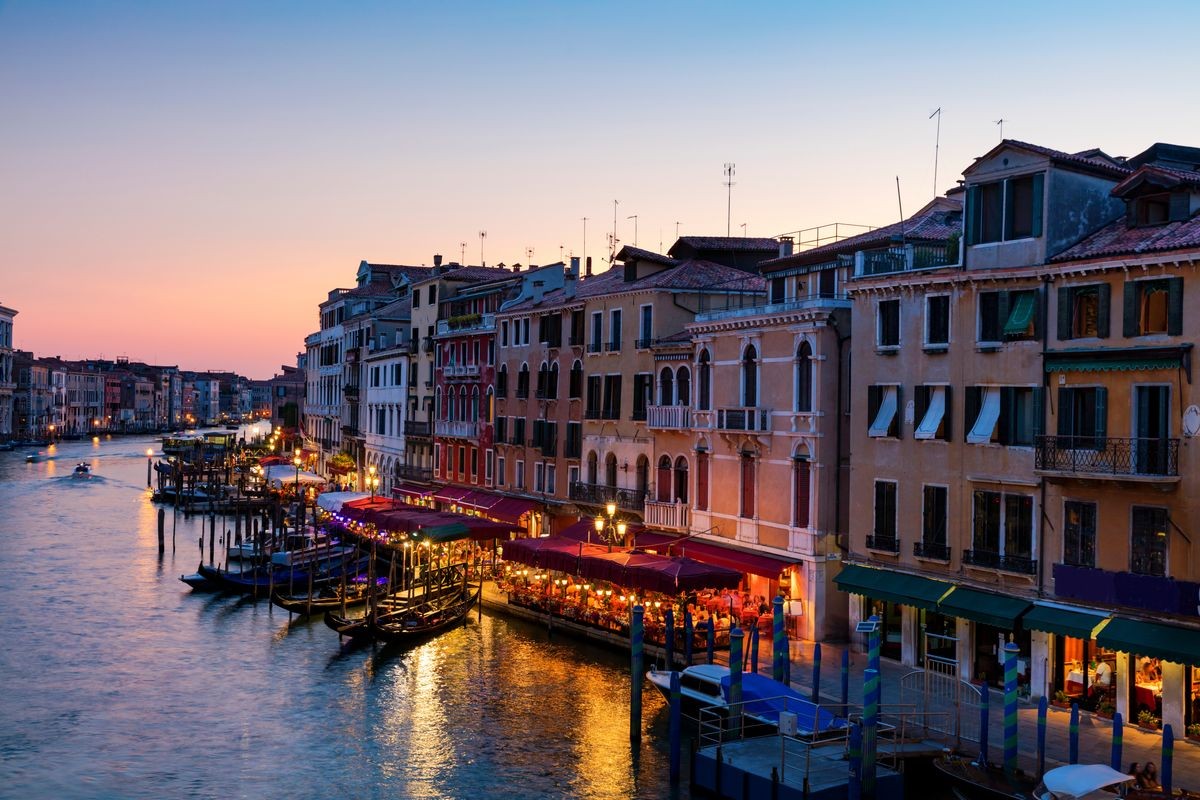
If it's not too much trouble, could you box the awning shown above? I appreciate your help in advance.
[1021,604,1108,640]
[482,496,540,525]
[315,491,368,514]
[557,519,647,544]
[433,485,474,503]
[937,587,1032,629]
[393,482,435,501]
[674,538,799,579]
[1003,291,1036,335]
[1044,345,1191,375]
[967,387,1001,444]
[834,564,953,611]
[1096,617,1200,666]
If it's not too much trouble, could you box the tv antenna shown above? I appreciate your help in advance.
[929,107,942,196]
[459,241,467,263]
[723,163,736,236]
[739,222,747,237]
[581,217,588,265]
[526,246,534,265]
[994,118,1006,140]
[479,230,487,266]
[675,221,681,240]
[626,214,638,248]
[609,200,620,262]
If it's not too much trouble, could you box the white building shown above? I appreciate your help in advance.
[0,304,15,437]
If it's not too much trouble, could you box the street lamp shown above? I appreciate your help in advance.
[293,452,302,527]
[594,501,628,552]
[146,448,154,487]
[368,464,380,499]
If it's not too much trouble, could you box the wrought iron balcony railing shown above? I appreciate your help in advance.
[568,481,647,513]
[913,541,951,561]
[1035,435,1179,477]
[865,534,899,553]
[963,549,1037,575]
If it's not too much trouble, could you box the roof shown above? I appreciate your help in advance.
[762,196,962,271]
[964,139,1132,179]
[437,265,517,283]
[1111,163,1200,197]
[1052,215,1200,262]
[669,236,779,254]
[614,245,679,267]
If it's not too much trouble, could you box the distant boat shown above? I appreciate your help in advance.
[25,453,38,463]
[72,463,92,479]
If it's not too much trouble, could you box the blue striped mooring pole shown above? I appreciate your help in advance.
[772,595,785,682]
[1110,711,1123,772]
[847,721,862,800]
[729,627,744,731]
[1069,703,1079,764]
[1003,641,1019,775]
[668,670,681,785]
[862,667,879,798]
[684,608,693,665]
[1037,694,1047,778]
[811,642,822,702]
[749,623,759,675]
[631,604,644,742]
[841,648,850,710]
[663,606,674,669]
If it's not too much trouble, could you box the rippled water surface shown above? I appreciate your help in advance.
[0,435,681,799]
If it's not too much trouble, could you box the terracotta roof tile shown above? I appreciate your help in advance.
[670,236,779,253]
[1052,213,1200,262]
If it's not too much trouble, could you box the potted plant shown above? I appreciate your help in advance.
[1186,723,1200,742]
[1137,710,1161,731]
[1096,700,1116,720]
[1050,690,1071,709]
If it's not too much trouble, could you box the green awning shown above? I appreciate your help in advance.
[1044,345,1190,375]
[937,587,1032,629]
[834,564,953,611]
[1096,617,1200,666]
[1022,604,1108,639]
[1045,356,1181,373]
[1003,291,1036,335]
[418,522,471,544]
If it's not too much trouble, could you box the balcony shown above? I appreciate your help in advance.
[1035,435,1180,481]
[444,364,481,379]
[587,342,603,354]
[343,383,360,398]
[436,313,495,336]
[700,407,772,433]
[434,419,480,439]
[568,481,647,513]
[569,335,585,348]
[395,464,433,483]
[963,549,1037,575]
[865,534,899,554]
[694,293,852,323]
[855,242,959,277]
[643,499,689,532]
[405,420,431,439]
[913,541,951,561]
[647,405,691,430]
[341,424,361,438]
[635,337,653,349]
[605,341,622,353]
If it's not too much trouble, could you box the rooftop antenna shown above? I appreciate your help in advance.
[994,118,1006,140]
[896,176,906,240]
[929,107,942,196]
[675,221,681,240]
[459,241,467,263]
[581,217,588,266]
[626,214,638,248]
[740,222,747,237]
[479,230,487,266]
[609,200,620,262]
[723,163,736,236]
[559,244,564,261]
[526,246,534,265]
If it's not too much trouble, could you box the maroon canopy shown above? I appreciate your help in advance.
[502,536,607,572]
[579,550,664,585]
[629,556,742,594]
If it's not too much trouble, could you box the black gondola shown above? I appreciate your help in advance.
[370,584,479,643]
[932,754,1038,800]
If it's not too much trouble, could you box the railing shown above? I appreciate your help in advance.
[569,335,585,347]
[445,364,481,378]
[704,407,772,433]
[341,424,359,437]
[404,420,431,438]
[436,313,495,336]
[855,242,959,277]
[584,408,601,420]
[693,293,852,323]
[647,405,691,429]
[913,541,951,561]
[568,481,647,513]
[1035,435,1179,477]
[605,340,622,352]
[643,500,689,531]
[539,439,557,458]
[343,384,359,397]
[866,534,899,553]
[587,342,603,354]
[635,337,653,349]
[434,419,480,439]
[394,464,433,482]
[962,549,1037,575]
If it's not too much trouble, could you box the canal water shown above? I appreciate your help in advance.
[0,434,681,800]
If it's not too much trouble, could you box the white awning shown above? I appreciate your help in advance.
[914,386,946,440]
[264,464,328,488]
[868,386,898,438]
[316,491,368,513]
[967,387,1001,444]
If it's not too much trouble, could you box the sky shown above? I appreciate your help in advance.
[2,0,1198,378]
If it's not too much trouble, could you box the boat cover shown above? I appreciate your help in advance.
[720,673,847,734]
[1040,764,1131,799]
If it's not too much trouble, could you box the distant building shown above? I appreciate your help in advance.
[0,304,16,438]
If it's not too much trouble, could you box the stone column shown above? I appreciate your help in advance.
[1115,652,1131,721]
[1030,631,1051,701]
[1162,660,1186,734]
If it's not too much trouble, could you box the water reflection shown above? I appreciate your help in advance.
[0,435,682,799]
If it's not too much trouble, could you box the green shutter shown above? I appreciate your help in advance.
[1123,281,1139,337]
[1094,387,1107,442]
[1057,388,1072,437]
[1168,276,1184,336]
[997,291,1012,334]
[1096,283,1111,338]
[1003,291,1036,336]
[942,386,953,442]
[1031,173,1045,238]
[1057,287,1073,341]
[1032,386,1044,438]
[997,387,1013,445]
[965,185,981,246]
[965,387,980,442]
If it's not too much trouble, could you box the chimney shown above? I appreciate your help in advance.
[512,263,522,273]
[778,236,794,259]
[433,254,443,267]
[532,280,545,304]
[564,272,577,299]
[585,256,593,277]
[569,256,580,278]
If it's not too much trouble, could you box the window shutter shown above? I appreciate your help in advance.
[1096,283,1111,338]
[894,385,903,438]
[965,387,981,442]
[1170,192,1190,222]
[1057,287,1072,341]
[1094,387,1107,442]
[1032,386,1044,438]
[965,185,980,246]
[1123,282,1139,337]
[1057,388,1072,438]
[942,385,953,441]
[868,385,881,431]
[794,459,811,528]
[1031,173,1045,238]
[997,291,1011,333]
[1168,276,1184,336]
[998,387,1013,445]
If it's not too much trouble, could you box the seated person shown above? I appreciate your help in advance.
[1140,762,1161,791]
[1093,659,1113,689]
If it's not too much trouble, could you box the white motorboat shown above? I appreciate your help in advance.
[270,531,356,567]
[72,462,92,479]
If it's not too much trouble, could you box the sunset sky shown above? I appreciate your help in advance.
[3,1,1198,378]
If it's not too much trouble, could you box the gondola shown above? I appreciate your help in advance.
[270,576,385,616]
[324,580,473,642]
[369,583,479,643]
[933,754,1038,800]
[196,555,369,594]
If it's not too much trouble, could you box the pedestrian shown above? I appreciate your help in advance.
[1141,762,1160,791]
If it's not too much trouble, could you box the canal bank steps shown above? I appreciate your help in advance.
[479,580,1200,790]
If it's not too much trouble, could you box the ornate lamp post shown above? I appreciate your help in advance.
[594,501,628,552]
[293,449,302,528]
[368,465,380,500]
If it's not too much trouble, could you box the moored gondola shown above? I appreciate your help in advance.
[369,583,479,643]
[270,576,385,616]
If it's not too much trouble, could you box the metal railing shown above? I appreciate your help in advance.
[703,407,772,433]
[647,405,691,429]
[434,419,480,439]
[1035,435,1179,477]
[394,464,433,483]
[856,242,959,277]
[866,534,899,553]
[913,541,951,561]
[962,549,1037,575]
[568,481,647,512]
[436,312,495,336]
[404,420,431,438]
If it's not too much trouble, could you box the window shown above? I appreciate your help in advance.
[970,489,1034,569]
[497,455,506,486]
[877,300,900,348]
[979,289,1039,343]
[501,321,509,347]
[1131,506,1167,577]
[966,174,1044,244]
[696,449,710,511]
[1136,194,1171,226]
[1058,284,1111,340]
[1124,278,1182,337]
[793,456,810,527]
[739,452,755,518]
[570,310,584,345]
[495,416,507,443]
[590,312,603,352]
[567,465,579,488]
[516,364,530,398]
[412,290,421,308]
[608,309,622,351]
[457,446,466,476]
[586,451,598,484]
[545,463,556,495]
[547,362,559,400]
[605,453,617,487]
[697,350,711,410]
[569,360,583,399]
[867,385,900,438]
[515,460,525,490]
[795,342,813,412]
[913,385,950,441]
[921,485,948,551]
[428,285,436,305]
[741,345,758,407]
[1063,501,1096,568]
[770,276,786,304]
[470,448,478,480]
[656,455,673,502]
[926,295,950,346]
[1056,387,1106,449]
[872,481,898,549]
[658,367,674,406]
[602,374,622,419]
[676,367,690,406]
[522,318,530,346]
[632,373,651,420]
[534,462,545,493]
[966,386,1038,446]
[673,456,688,504]
[639,305,653,347]
[585,375,602,419]
[565,422,582,458]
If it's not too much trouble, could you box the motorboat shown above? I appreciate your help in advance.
[72,463,92,479]
[646,664,848,737]
[1035,764,1135,800]
[25,453,38,463]
[934,758,1134,800]
[227,540,264,561]
[270,531,356,567]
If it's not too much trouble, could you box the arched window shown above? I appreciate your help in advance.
[740,451,755,518]
[696,447,709,511]
[497,364,509,397]
[517,363,530,398]
[698,349,711,411]
[605,453,618,488]
[569,359,583,399]
[537,361,549,398]
[442,388,452,420]
[673,456,689,504]
[793,453,811,528]
[656,455,672,502]
[676,366,691,406]
[548,361,559,400]
[659,367,674,406]
[485,387,494,423]
[586,451,598,485]
[742,344,758,407]
[796,341,813,413]
[636,455,649,496]
[470,386,480,420]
